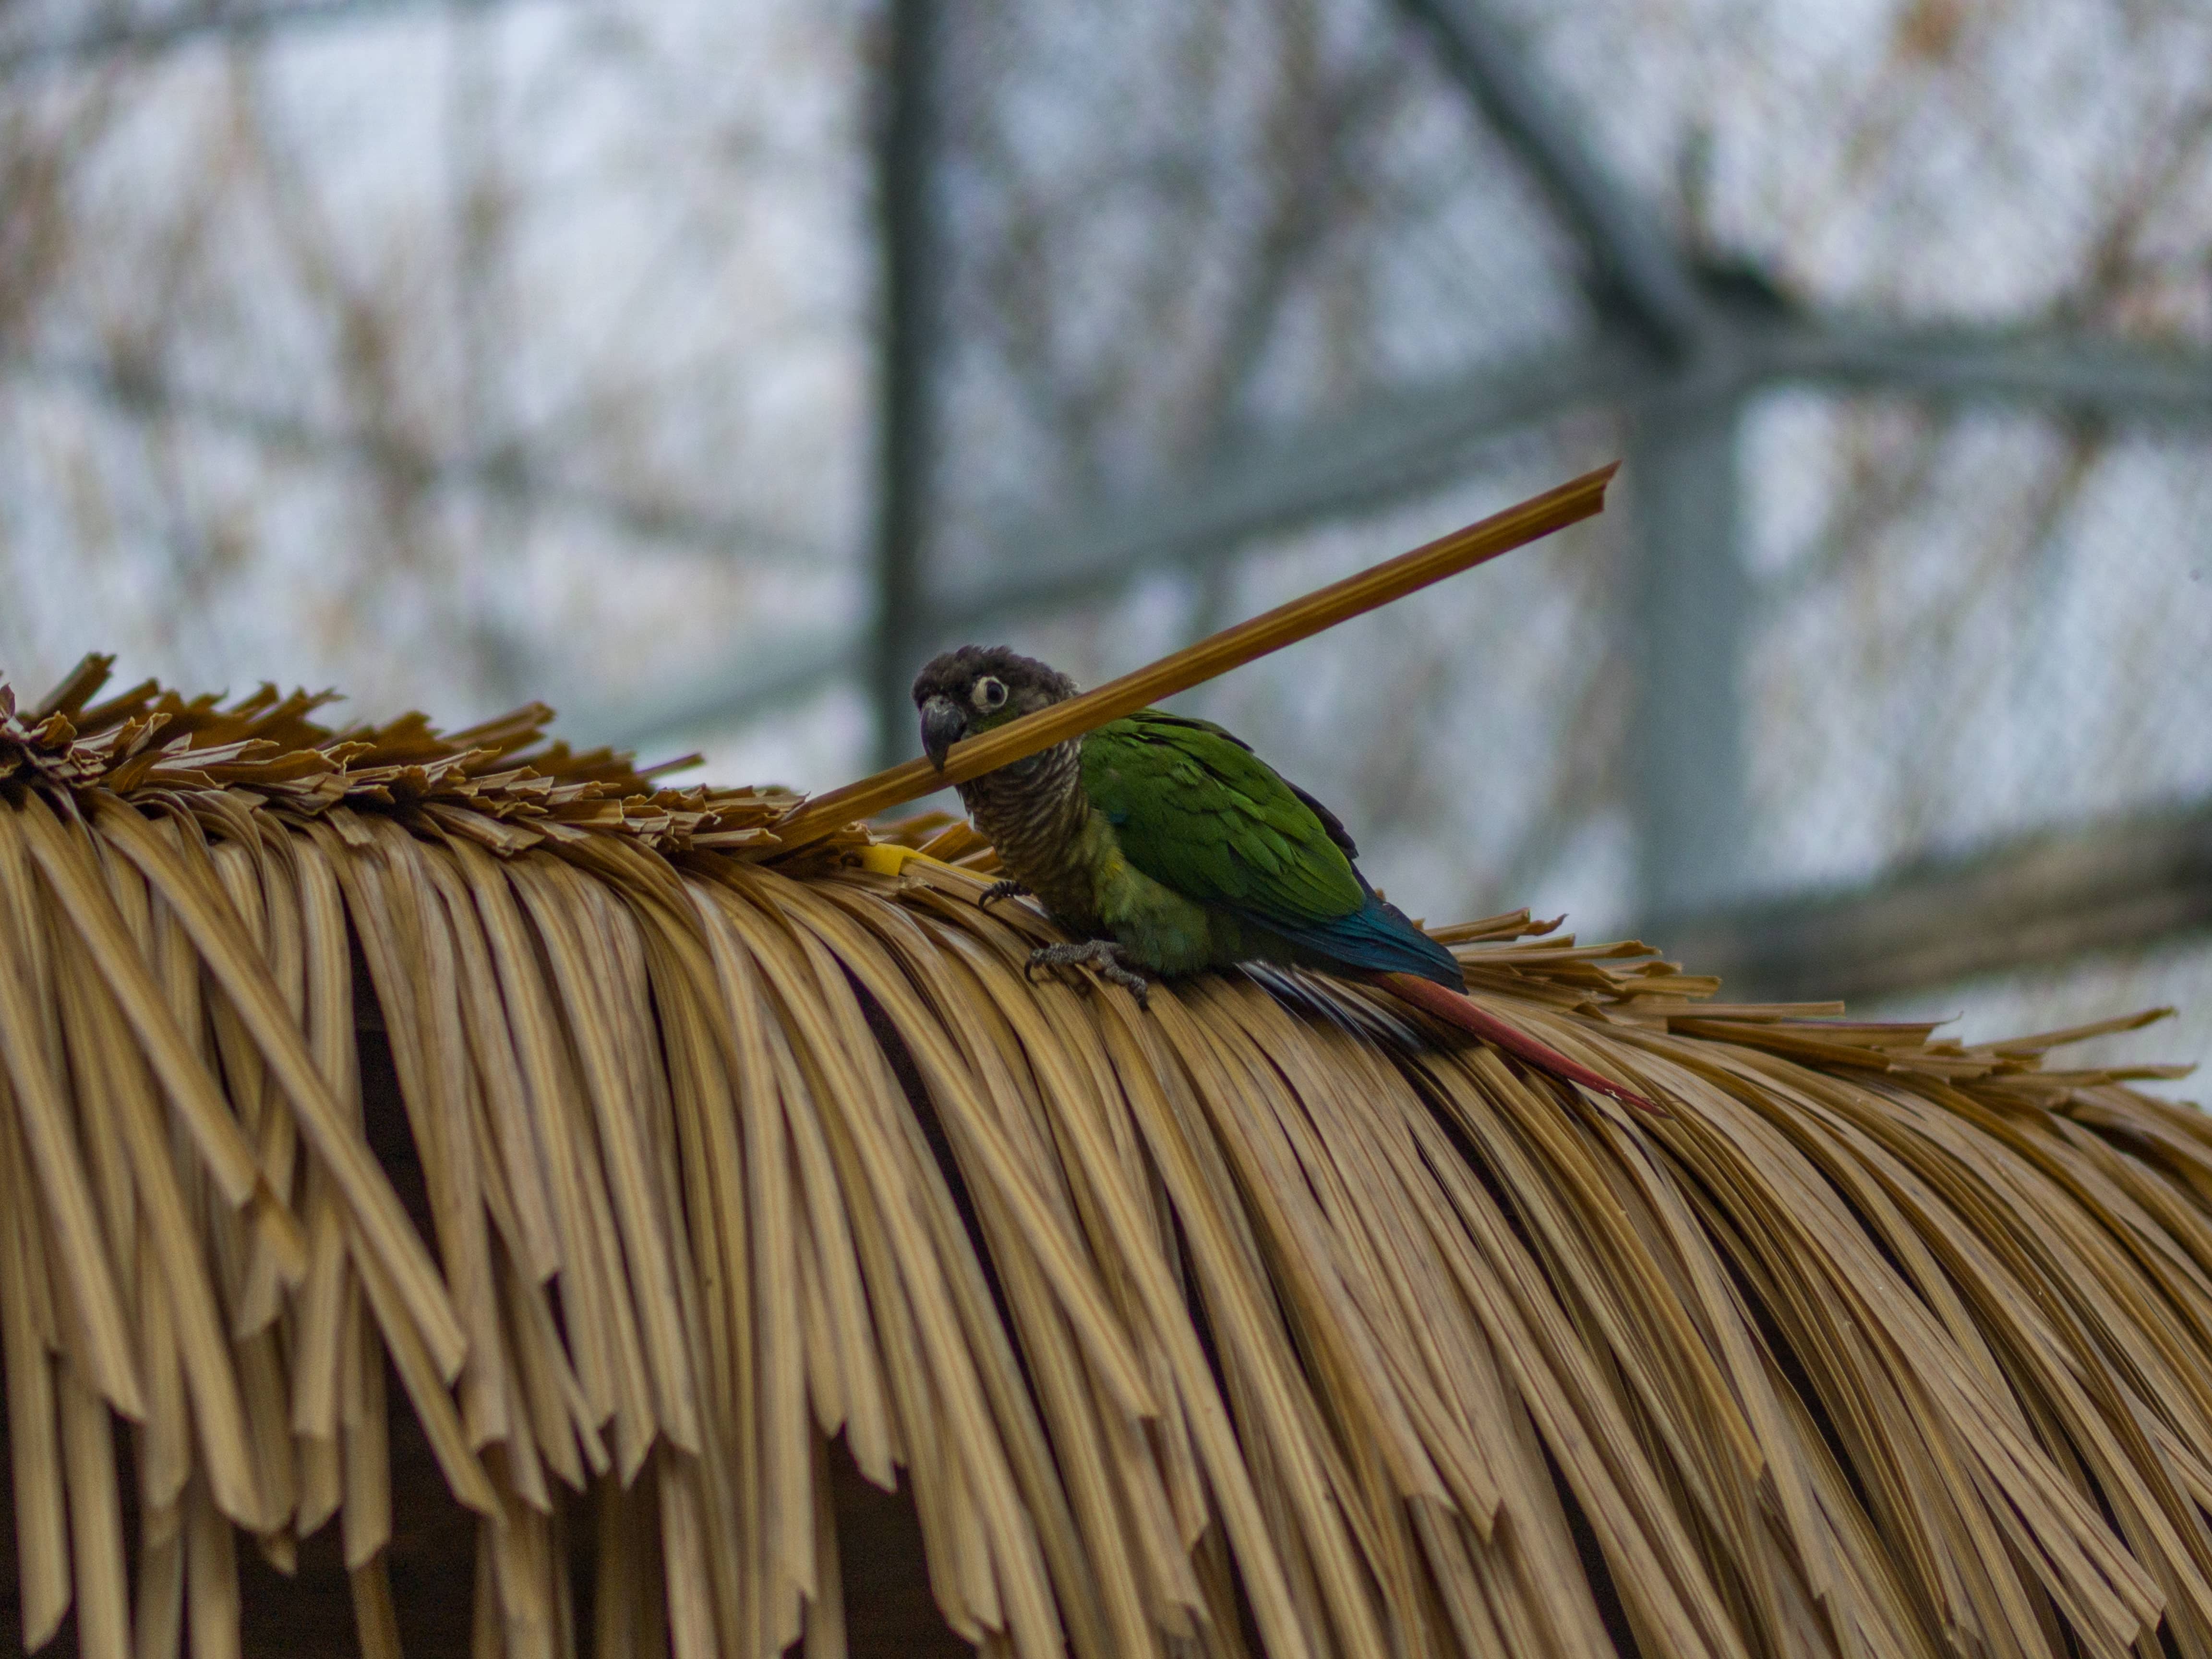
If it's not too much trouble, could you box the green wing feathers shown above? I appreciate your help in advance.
[1080,710,1364,925]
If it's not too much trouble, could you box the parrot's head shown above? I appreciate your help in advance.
[912,645,1078,770]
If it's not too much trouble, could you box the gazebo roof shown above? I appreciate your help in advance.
[0,661,2201,1659]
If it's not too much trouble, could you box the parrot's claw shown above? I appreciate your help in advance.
[1025,941,1150,1006]
[978,878,1030,909]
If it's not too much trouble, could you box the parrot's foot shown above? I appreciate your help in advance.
[978,878,1031,908]
[1026,940,1150,1005]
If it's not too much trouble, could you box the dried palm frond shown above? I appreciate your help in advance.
[0,657,2203,1659]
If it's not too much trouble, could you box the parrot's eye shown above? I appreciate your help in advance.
[973,676,1008,711]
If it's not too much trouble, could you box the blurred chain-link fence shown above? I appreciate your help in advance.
[2,0,2209,1080]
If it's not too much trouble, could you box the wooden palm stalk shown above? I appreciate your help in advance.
[772,459,1618,849]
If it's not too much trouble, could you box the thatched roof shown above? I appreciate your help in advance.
[0,661,2204,1659]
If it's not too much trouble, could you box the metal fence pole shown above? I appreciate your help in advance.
[869,0,936,769]
[1631,386,1749,919]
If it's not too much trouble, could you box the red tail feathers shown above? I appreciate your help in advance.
[1375,972,1666,1116]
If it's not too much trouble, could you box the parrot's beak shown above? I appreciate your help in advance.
[920,696,966,771]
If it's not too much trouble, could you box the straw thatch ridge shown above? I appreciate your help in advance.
[0,659,2206,1659]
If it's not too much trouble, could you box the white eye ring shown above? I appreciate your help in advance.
[974,676,1008,711]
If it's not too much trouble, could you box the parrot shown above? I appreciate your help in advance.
[911,645,1660,1114]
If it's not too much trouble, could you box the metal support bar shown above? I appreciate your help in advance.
[1630,385,1748,918]
[1652,798,2212,1005]
[576,316,2212,747]
[44,312,2211,760]
[1396,0,1711,350]
[1765,321,2212,422]
[1401,0,1749,926]
[0,0,546,75]
[929,336,1651,625]
[870,0,935,768]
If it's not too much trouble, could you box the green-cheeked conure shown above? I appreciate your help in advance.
[912,645,1659,1114]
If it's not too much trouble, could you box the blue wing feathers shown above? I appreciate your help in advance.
[1234,888,1466,986]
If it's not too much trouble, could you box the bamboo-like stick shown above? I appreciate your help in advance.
[771,459,1617,849]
